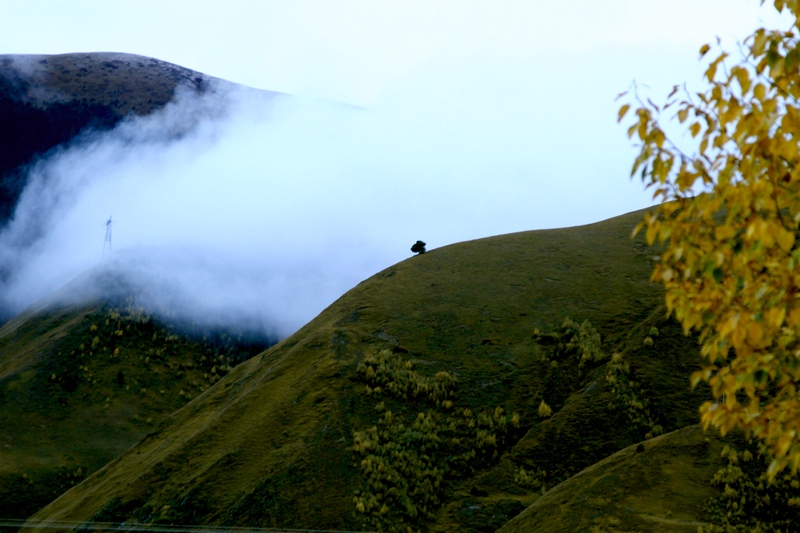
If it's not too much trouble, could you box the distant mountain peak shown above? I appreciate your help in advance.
[0,51,230,114]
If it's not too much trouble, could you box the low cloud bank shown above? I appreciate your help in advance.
[0,63,650,338]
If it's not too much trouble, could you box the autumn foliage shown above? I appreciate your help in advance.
[620,0,800,478]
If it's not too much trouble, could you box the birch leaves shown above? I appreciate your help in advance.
[620,0,800,478]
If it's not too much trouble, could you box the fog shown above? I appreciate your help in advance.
[0,0,791,337]
[0,59,657,338]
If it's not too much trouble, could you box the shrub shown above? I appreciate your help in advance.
[537,400,552,418]
[702,440,800,531]
[353,349,519,531]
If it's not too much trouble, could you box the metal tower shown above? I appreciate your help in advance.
[103,216,113,257]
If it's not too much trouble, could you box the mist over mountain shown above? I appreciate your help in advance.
[0,53,242,222]
[0,52,648,339]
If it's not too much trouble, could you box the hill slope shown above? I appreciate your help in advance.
[498,424,724,533]
[0,274,270,521]
[22,208,724,532]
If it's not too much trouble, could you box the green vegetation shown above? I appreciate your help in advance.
[0,298,266,521]
[352,349,519,531]
[498,425,727,533]
[21,208,672,532]
[701,439,800,532]
[7,205,781,531]
[605,351,663,440]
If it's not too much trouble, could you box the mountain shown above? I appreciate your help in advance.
[0,54,282,519]
[497,425,724,532]
[18,208,729,532]
[0,52,282,225]
[3,52,795,532]
[0,269,271,521]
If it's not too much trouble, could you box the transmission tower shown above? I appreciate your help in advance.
[103,215,113,257]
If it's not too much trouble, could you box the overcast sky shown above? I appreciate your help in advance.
[0,1,792,335]
[0,1,788,227]
[0,1,787,103]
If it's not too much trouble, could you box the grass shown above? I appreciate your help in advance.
[497,425,726,533]
[0,299,268,522]
[12,206,745,531]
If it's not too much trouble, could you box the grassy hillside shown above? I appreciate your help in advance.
[18,207,739,532]
[497,425,725,532]
[0,285,269,521]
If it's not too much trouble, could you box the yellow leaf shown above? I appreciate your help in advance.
[734,67,751,94]
[753,83,766,102]
[787,307,800,328]
[654,129,665,148]
[677,108,689,123]
[776,432,794,458]
[732,323,747,350]
[706,53,728,82]
[767,307,787,329]
[752,30,768,56]
[699,43,711,58]
[637,120,648,141]
[690,122,702,137]
[775,226,796,252]
[782,140,799,160]
[617,104,631,123]
[715,225,735,241]
[646,223,658,245]
[746,321,764,347]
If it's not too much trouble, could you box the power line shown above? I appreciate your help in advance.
[102,215,113,257]
[0,520,374,533]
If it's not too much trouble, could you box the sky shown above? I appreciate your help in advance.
[0,1,788,104]
[0,1,792,337]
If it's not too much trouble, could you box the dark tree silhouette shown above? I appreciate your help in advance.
[411,240,426,255]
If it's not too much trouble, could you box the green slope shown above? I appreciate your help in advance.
[497,424,725,533]
[19,207,726,532]
[0,292,265,521]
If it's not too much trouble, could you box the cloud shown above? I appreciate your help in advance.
[0,55,657,337]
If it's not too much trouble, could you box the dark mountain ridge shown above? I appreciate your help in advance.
[0,52,281,226]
